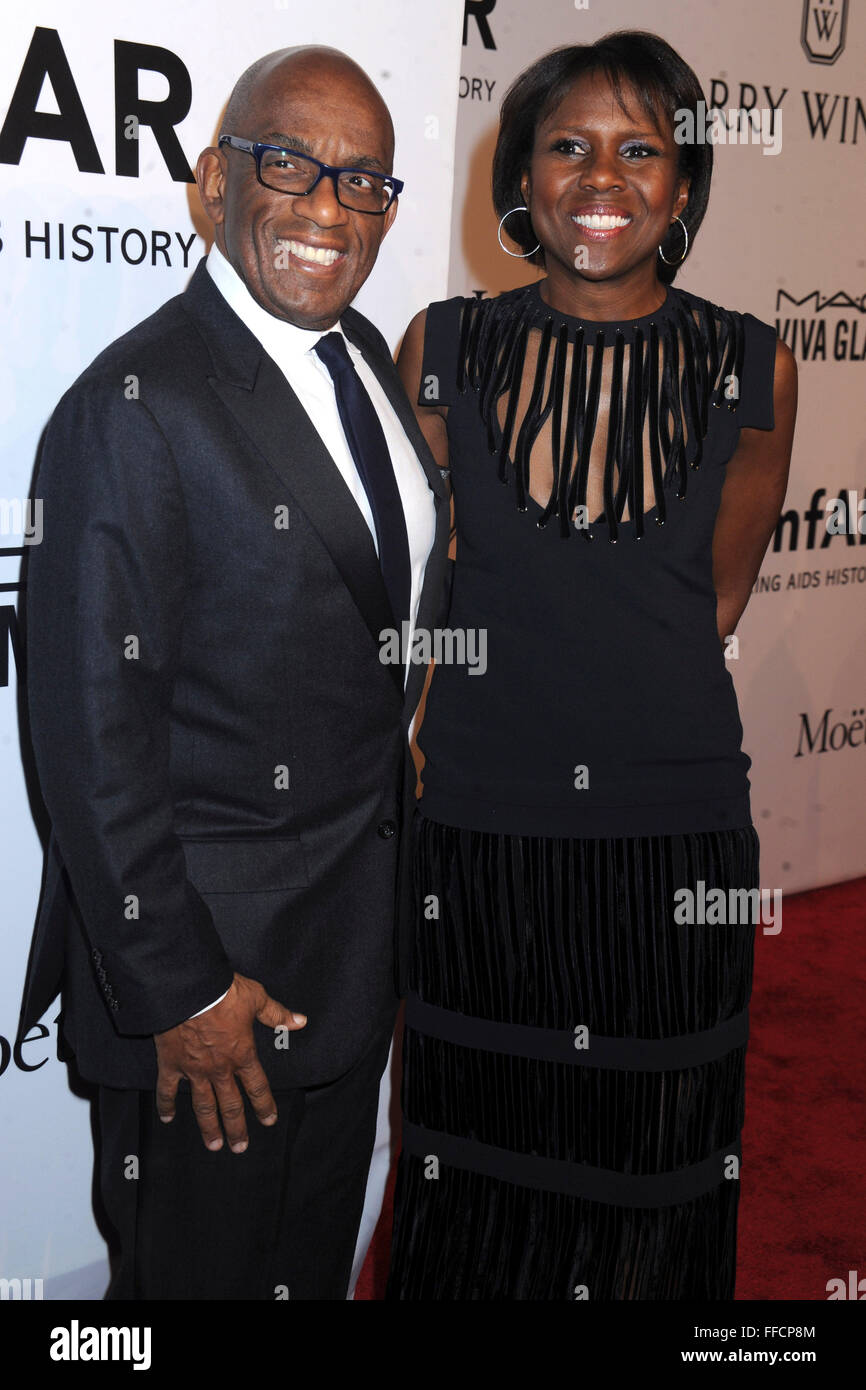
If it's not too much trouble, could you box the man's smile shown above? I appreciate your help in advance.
[275,236,349,271]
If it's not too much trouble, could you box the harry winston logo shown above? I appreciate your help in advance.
[801,0,849,64]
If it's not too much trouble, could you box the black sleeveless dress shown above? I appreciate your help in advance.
[386,280,778,1301]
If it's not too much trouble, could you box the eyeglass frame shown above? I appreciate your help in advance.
[217,135,404,214]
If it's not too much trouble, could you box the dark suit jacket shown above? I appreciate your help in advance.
[19,259,450,1090]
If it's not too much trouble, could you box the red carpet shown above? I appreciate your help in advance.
[736,874,865,1300]
[355,875,866,1300]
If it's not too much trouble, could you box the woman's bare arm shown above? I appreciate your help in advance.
[396,308,450,474]
[712,339,798,644]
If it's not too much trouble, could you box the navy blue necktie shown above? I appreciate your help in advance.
[314,332,411,631]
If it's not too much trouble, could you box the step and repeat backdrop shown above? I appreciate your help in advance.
[1,0,864,1298]
[0,0,462,1295]
[451,0,866,895]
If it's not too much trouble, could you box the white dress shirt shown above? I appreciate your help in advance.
[189,245,436,1019]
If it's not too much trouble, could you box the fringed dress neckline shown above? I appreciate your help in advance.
[455,279,745,542]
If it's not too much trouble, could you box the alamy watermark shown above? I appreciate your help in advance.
[379,623,487,675]
[49,1320,151,1370]
[0,1277,43,1299]
[674,881,782,935]
[0,497,42,544]
[674,102,782,156]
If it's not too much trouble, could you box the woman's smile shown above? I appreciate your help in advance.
[571,205,634,238]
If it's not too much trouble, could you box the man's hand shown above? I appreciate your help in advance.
[154,973,307,1153]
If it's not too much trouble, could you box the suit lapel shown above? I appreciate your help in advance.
[181,261,451,715]
[211,358,406,696]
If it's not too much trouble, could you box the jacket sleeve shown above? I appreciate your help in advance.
[26,379,235,1036]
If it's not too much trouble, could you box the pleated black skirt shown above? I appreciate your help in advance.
[386,813,760,1301]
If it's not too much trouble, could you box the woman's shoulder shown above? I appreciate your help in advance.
[421,284,537,324]
[417,286,525,324]
[403,296,463,359]
[416,286,535,363]
[407,290,530,408]
[672,283,776,340]
[672,285,789,430]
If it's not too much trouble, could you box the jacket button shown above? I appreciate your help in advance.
[377,820,396,839]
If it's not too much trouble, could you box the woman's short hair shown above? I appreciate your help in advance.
[492,30,712,282]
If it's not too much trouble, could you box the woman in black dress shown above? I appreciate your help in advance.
[387,31,797,1300]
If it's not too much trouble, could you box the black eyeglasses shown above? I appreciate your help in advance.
[218,136,403,214]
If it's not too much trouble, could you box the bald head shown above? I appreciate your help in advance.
[221,46,394,167]
[197,43,400,330]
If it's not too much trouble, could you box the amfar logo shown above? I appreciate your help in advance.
[463,0,496,49]
[772,487,866,552]
[801,0,849,64]
[0,604,23,690]
[0,27,194,181]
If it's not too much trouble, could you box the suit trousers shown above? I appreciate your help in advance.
[96,1019,394,1300]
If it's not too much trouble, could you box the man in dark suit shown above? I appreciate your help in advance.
[19,44,449,1300]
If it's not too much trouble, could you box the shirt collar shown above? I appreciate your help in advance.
[206,241,360,364]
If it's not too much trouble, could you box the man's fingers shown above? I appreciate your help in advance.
[236,1059,280,1128]
[255,990,307,1031]
[152,978,304,1152]
[155,1071,180,1124]
[212,1076,250,1153]
[189,1080,224,1152]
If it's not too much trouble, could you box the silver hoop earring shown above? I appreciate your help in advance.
[497,206,541,258]
[658,215,689,265]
